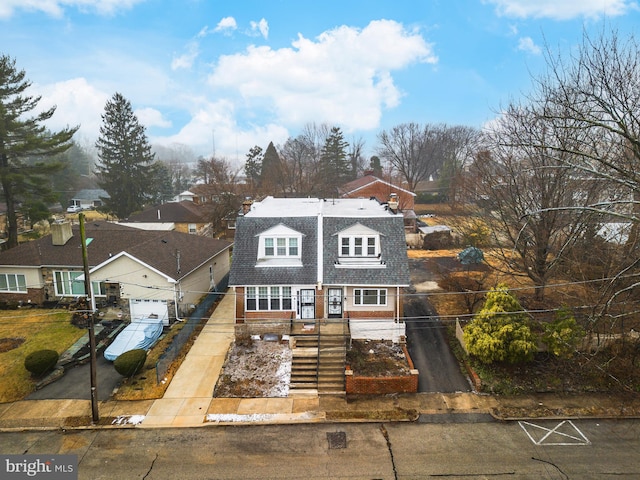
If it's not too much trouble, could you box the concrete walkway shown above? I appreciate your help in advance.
[140,292,324,428]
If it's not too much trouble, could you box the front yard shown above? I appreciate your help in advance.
[0,309,85,403]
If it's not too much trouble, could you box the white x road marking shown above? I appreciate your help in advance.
[519,420,591,445]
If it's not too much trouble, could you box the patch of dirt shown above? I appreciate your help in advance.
[346,340,411,376]
[214,338,292,398]
[0,337,25,353]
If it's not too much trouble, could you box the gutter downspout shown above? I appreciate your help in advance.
[173,280,185,321]
[317,209,323,290]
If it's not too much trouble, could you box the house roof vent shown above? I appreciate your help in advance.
[51,221,73,246]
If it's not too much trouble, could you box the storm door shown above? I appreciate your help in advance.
[327,288,343,318]
[299,289,315,319]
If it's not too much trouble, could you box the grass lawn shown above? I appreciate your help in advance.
[0,309,85,403]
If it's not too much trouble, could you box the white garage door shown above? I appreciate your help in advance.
[129,299,169,326]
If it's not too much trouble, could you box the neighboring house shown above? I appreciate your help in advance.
[339,175,418,233]
[0,221,232,324]
[68,189,110,210]
[229,196,410,342]
[124,201,212,235]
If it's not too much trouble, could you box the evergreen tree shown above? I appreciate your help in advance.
[319,126,351,195]
[463,285,536,364]
[95,93,155,219]
[244,145,263,192]
[260,142,282,194]
[148,161,175,204]
[0,55,78,248]
[368,156,383,177]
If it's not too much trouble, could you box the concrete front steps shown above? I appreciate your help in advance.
[289,333,346,395]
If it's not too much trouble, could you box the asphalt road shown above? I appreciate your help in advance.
[2,420,639,479]
[27,354,123,402]
[405,294,471,393]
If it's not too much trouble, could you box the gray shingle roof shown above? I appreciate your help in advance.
[229,216,318,286]
[228,211,409,287]
[322,216,410,286]
[0,222,232,280]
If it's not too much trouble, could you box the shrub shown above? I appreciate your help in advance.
[542,306,584,358]
[24,349,59,376]
[113,349,147,377]
[463,284,536,364]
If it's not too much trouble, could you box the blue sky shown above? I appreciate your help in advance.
[2,0,639,164]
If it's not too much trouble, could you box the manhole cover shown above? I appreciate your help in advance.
[327,431,347,449]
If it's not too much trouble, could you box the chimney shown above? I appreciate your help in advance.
[51,222,73,246]
[388,193,399,213]
[242,199,253,215]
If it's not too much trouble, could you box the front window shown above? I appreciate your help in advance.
[354,288,387,306]
[246,286,293,311]
[188,223,197,234]
[0,273,27,293]
[54,271,105,297]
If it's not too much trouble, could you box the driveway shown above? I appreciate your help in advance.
[27,354,123,402]
[405,256,472,393]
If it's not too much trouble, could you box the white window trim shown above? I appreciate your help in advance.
[339,235,380,258]
[53,270,106,297]
[245,286,293,311]
[260,236,300,258]
[353,288,387,306]
[0,273,27,293]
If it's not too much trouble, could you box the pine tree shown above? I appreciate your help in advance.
[244,145,263,192]
[95,93,155,219]
[319,126,351,195]
[0,55,78,248]
[260,142,282,194]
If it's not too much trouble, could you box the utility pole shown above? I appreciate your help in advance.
[79,213,99,423]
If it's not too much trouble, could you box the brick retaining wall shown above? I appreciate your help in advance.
[345,345,419,394]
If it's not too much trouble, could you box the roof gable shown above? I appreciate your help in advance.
[335,222,381,237]
[258,223,304,237]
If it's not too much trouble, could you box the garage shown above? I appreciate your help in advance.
[129,299,170,326]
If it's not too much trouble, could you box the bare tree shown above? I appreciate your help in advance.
[517,28,640,319]
[438,125,481,205]
[473,102,602,301]
[376,123,447,191]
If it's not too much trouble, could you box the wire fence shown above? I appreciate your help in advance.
[155,274,229,384]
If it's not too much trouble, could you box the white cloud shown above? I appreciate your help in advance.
[517,36,541,55]
[136,107,172,129]
[33,77,109,141]
[207,20,436,132]
[0,0,145,19]
[250,18,269,39]
[485,0,636,19]
[214,16,237,34]
[153,99,289,165]
[172,41,199,70]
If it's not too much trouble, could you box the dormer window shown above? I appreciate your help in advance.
[257,224,303,266]
[335,223,385,268]
[341,236,377,257]
[264,237,298,257]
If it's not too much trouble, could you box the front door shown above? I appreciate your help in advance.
[299,289,315,319]
[327,288,343,318]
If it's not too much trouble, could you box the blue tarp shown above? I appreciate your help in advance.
[104,317,164,361]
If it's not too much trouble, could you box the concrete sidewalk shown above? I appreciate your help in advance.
[1,292,639,430]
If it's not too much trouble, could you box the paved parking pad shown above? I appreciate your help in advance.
[519,420,591,445]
